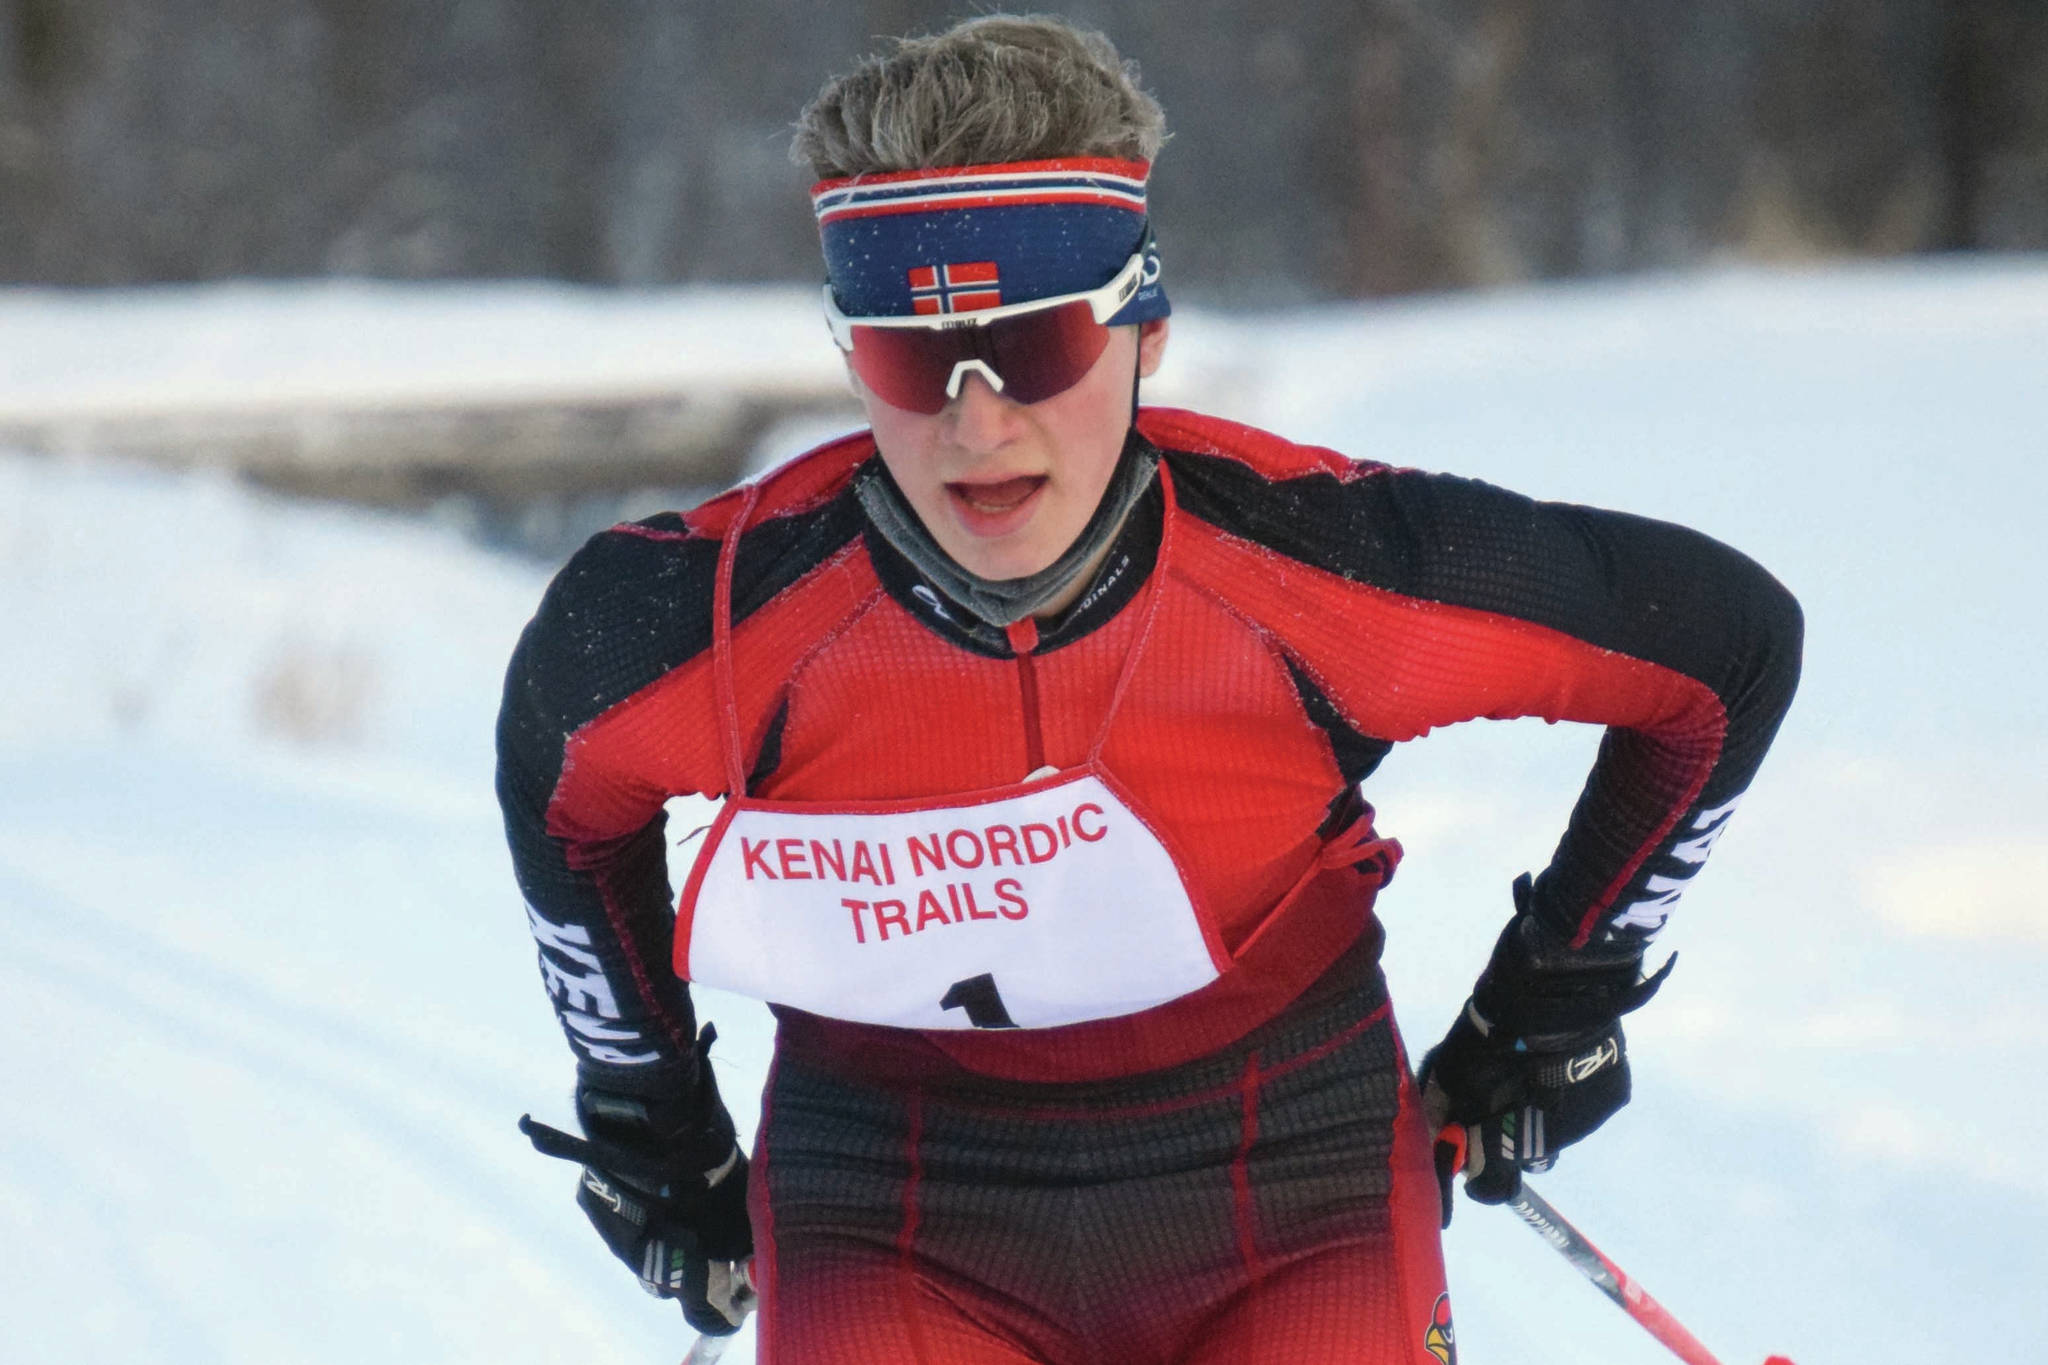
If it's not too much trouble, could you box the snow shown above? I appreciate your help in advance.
[0,280,842,420]
[3,258,2044,1363]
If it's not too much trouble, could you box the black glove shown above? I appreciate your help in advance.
[520,1024,756,1336]
[1418,875,1673,1225]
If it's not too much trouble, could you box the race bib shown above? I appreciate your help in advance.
[678,773,1222,1029]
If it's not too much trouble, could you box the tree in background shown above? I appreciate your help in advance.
[1,0,2042,296]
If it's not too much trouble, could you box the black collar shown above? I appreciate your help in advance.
[862,443,1165,658]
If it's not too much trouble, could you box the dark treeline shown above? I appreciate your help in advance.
[1,0,2042,301]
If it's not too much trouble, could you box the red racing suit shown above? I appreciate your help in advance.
[496,408,1802,1363]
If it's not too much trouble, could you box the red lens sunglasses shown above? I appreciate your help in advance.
[824,251,1148,415]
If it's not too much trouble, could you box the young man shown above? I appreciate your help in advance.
[499,17,1801,1363]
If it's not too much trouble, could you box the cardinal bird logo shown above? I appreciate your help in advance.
[1424,1292,1457,1364]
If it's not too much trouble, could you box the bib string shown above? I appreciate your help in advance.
[1315,799,1403,884]
[711,481,765,798]
[1088,462,1180,764]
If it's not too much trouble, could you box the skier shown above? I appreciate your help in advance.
[499,15,1801,1364]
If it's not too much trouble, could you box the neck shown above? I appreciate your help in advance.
[855,427,1159,628]
[1031,511,1133,619]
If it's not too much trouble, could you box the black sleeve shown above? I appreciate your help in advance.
[1173,452,1804,954]
[494,517,721,1097]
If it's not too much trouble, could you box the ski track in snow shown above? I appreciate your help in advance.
[3,259,2045,1364]
[0,782,685,1360]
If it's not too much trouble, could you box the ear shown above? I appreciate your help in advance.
[1136,318,1171,378]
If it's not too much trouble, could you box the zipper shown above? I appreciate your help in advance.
[1005,618,1047,775]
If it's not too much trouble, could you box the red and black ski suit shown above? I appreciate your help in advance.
[496,408,1802,1364]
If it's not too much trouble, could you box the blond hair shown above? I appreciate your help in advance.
[792,14,1167,180]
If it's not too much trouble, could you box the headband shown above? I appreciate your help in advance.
[812,157,1169,325]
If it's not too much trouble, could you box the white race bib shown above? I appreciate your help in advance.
[680,772,1222,1029]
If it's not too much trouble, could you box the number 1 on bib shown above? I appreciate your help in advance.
[941,973,1019,1029]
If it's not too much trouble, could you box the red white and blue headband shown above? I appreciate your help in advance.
[812,157,1169,325]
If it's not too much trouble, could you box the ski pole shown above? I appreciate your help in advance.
[1503,1178,1793,1365]
[681,1329,737,1365]
[679,1259,758,1365]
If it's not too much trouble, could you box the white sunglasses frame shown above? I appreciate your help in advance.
[822,249,1148,353]
[822,251,1146,404]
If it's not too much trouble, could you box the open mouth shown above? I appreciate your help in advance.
[947,475,1047,515]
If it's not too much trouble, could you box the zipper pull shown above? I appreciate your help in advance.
[1004,618,1047,776]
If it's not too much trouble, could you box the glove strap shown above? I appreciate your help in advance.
[519,1113,602,1166]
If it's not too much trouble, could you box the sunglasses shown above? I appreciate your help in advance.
[824,251,1147,415]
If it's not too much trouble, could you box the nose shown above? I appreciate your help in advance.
[946,367,1025,451]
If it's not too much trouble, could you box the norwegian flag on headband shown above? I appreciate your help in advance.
[814,157,1169,324]
[908,262,1001,314]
